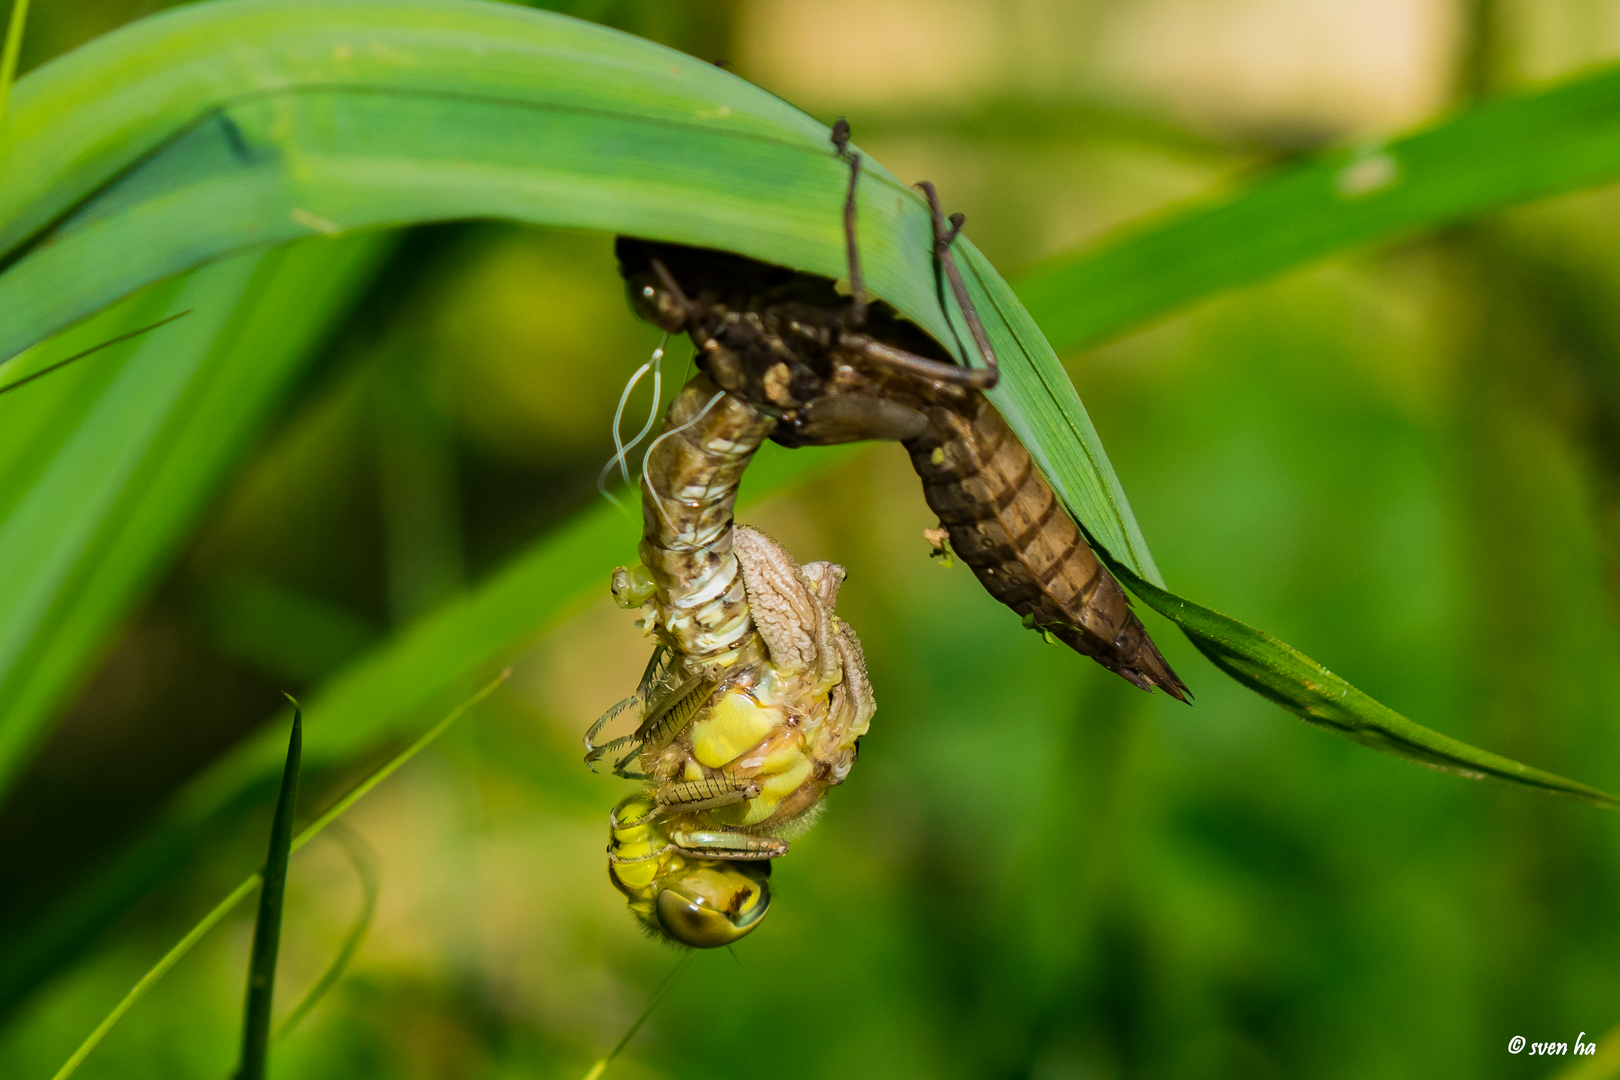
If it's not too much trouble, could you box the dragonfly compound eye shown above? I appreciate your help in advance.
[654,862,772,948]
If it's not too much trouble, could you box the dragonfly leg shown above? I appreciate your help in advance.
[654,775,761,814]
[830,118,867,327]
[913,180,998,385]
[583,692,638,770]
[609,745,650,780]
[837,330,998,389]
[607,843,676,865]
[633,673,715,751]
[584,734,636,771]
[669,828,789,860]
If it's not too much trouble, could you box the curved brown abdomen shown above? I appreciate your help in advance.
[905,395,1188,700]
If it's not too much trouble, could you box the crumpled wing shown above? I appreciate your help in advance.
[829,617,875,742]
[734,526,839,682]
[800,560,846,610]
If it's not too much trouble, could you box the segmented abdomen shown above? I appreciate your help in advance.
[636,374,775,671]
[907,393,1188,700]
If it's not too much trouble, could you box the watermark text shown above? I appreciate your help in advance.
[1508,1033,1598,1056]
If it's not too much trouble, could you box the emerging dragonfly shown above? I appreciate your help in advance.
[588,121,1185,949]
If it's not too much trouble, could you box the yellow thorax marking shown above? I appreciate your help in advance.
[690,688,783,769]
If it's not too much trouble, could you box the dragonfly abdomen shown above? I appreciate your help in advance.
[635,374,775,672]
[908,393,1189,701]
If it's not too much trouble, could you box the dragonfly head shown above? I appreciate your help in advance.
[647,860,772,948]
[609,797,772,948]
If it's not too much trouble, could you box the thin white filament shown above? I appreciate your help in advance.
[615,334,668,481]
[596,333,668,507]
[640,390,728,542]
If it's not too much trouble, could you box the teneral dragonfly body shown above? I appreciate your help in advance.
[589,372,875,947]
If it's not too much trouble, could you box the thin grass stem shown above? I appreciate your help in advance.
[287,669,507,854]
[274,824,378,1040]
[48,669,510,1080]
[48,878,260,1080]
[0,311,194,395]
[580,950,695,1080]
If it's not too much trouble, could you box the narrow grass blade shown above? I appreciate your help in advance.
[233,702,302,1080]
[1099,553,1620,809]
[0,0,942,365]
[1017,63,1620,354]
[286,668,508,847]
[0,310,191,397]
[581,951,695,1080]
[47,877,260,1080]
[46,671,507,1080]
[0,0,28,130]
[274,824,377,1041]
[28,5,1620,372]
[0,236,390,801]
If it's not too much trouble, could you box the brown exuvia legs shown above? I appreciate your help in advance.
[829,121,998,390]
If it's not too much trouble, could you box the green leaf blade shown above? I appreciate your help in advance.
[1017,65,1620,353]
[235,706,301,1080]
[1103,555,1620,810]
[0,0,940,362]
[0,235,389,794]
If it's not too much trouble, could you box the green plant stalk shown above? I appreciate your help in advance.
[282,668,508,846]
[233,703,302,1080]
[48,877,260,1080]
[0,0,28,131]
[48,670,508,1080]
[0,311,191,397]
[273,825,377,1041]
[581,951,696,1080]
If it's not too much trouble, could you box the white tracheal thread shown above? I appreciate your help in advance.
[596,333,669,508]
[640,390,728,543]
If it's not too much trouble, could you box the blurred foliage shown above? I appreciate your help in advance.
[6,0,1620,1079]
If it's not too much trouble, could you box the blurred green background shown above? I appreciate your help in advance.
[6,0,1620,1077]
